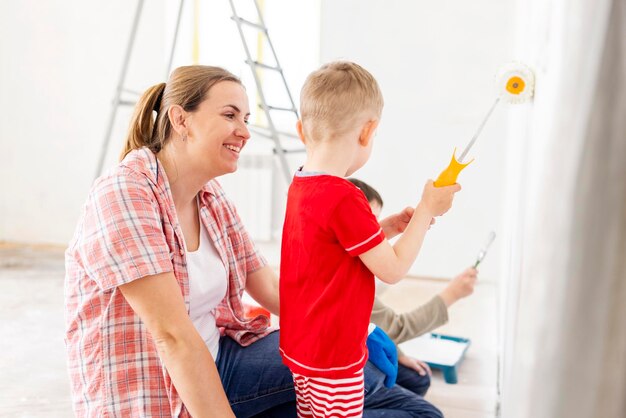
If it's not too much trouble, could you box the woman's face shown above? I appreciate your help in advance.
[186,81,251,178]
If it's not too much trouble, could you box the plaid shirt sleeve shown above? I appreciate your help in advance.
[79,169,173,290]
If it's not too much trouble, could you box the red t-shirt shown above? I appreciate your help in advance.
[279,173,385,378]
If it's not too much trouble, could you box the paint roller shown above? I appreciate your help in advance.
[434,62,536,187]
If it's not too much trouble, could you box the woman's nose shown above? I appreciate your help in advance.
[237,121,250,140]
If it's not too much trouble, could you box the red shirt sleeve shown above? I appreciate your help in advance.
[328,188,385,257]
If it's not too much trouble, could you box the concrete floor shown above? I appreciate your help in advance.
[378,277,499,417]
[0,243,498,417]
[0,244,72,417]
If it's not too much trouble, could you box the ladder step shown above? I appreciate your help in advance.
[118,99,136,107]
[273,148,306,155]
[247,60,281,72]
[122,88,142,96]
[249,125,300,140]
[259,104,297,113]
[231,16,267,32]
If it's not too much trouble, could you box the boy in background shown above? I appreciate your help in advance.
[279,61,461,417]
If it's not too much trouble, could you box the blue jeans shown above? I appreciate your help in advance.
[216,331,294,417]
[216,331,442,418]
[396,363,432,397]
[362,362,443,418]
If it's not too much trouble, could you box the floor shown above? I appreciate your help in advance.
[378,279,499,417]
[0,244,72,417]
[0,242,498,417]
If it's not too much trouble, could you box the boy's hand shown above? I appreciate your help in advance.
[380,207,414,238]
[439,267,478,307]
[398,355,431,376]
[366,325,398,388]
[380,208,436,239]
[419,180,461,217]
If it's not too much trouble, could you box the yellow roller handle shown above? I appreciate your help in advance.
[434,148,473,187]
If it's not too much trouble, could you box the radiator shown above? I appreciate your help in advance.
[218,153,274,241]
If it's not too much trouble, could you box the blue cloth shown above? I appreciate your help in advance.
[216,330,442,418]
[366,326,398,388]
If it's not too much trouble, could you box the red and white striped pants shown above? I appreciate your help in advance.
[292,370,364,418]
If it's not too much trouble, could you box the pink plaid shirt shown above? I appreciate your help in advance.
[64,148,272,417]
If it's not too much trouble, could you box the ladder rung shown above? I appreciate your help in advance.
[273,148,306,155]
[231,16,267,32]
[249,125,299,140]
[118,100,136,107]
[122,88,142,96]
[260,104,297,113]
[247,60,281,72]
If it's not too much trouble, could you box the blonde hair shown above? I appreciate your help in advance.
[300,61,383,139]
[120,65,241,160]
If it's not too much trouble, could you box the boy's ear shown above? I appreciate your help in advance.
[168,104,188,136]
[359,119,379,147]
[296,120,306,144]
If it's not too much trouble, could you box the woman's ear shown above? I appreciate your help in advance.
[296,120,306,144]
[359,119,379,147]
[168,104,188,137]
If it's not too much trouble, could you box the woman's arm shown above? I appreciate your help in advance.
[119,272,235,418]
[245,265,280,316]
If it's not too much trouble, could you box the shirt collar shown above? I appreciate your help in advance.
[120,147,219,199]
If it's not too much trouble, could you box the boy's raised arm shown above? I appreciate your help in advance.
[359,181,460,283]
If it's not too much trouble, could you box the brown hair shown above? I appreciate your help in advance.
[120,65,242,160]
[300,61,384,139]
[347,178,383,207]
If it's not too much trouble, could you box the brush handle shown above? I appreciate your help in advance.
[434,148,473,187]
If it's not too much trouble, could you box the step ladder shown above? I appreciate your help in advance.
[228,0,302,184]
[97,0,301,185]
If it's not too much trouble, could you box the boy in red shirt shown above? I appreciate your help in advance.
[279,61,460,418]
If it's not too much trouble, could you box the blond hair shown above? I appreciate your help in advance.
[120,65,241,160]
[300,61,383,139]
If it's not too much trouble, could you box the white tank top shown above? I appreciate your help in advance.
[186,207,228,361]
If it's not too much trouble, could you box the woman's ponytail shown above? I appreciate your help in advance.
[120,82,166,161]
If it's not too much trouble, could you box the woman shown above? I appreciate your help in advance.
[65,65,440,418]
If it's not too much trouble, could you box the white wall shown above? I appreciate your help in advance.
[1,0,514,281]
[0,0,318,248]
[0,0,166,244]
[163,0,319,240]
[319,0,515,280]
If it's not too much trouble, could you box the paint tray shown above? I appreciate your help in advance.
[398,333,471,384]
